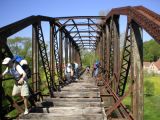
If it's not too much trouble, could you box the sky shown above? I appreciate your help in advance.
[0,0,160,41]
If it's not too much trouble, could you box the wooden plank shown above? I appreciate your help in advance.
[19,73,107,120]
[36,101,102,107]
[30,107,102,114]
[62,87,99,92]
[53,91,100,98]
[19,113,104,120]
[43,97,101,102]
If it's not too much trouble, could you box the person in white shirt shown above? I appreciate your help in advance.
[1,57,29,115]
[73,61,79,81]
[64,63,73,84]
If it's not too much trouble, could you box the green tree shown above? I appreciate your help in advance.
[7,37,32,63]
[143,40,160,62]
[81,49,97,67]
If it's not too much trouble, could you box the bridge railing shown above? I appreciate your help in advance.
[96,6,160,120]
[0,16,81,119]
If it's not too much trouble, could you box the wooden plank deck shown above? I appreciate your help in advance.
[19,73,107,120]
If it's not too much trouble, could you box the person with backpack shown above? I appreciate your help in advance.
[12,55,31,79]
[1,57,29,115]
[93,60,100,78]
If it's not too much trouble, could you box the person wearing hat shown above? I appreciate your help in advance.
[1,57,29,115]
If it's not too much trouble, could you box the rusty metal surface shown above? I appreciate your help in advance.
[105,6,160,43]
[34,23,55,97]
[117,23,131,96]
[54,16,106,20]
[0,5,159,120]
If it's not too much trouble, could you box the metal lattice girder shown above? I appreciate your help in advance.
[55,16,105,50]
[34,23,55,97]
[53,26,63,85]
[117,23,131,96]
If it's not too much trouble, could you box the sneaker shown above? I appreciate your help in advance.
[24,109,29,115]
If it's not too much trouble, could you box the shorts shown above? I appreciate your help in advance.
[12,81,29,97]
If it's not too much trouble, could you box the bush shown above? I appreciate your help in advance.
[144,80,155,96]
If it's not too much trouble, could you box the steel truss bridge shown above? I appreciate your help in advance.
[0,6,160,120]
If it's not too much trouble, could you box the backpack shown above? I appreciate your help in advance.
[12,55,31,79]
[96,61,100,68]
[94,63,97,69]
[71,63,75,70]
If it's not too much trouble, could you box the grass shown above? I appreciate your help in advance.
[143,74,160,120]
[144,74,160,95]
[144,96,160,120]
[122,73,160,119]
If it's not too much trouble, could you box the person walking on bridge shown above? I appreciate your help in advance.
[73,61,79,81]
[1,57,29,115]
[93,60,100,78]
[64,63,73,84]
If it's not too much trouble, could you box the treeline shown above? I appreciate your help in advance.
[7,37,32,63]
[143,39,160,62]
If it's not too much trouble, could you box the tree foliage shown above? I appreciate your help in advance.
[7,37,32,63]
[144,80,155,96]
[143,40,160,62]
[81,49,97,67]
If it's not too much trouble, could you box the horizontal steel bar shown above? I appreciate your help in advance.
[70,31,100,33]
[54,16,106,20]
[78,44,96,46]
[74,36,98,38]
[75,40,97,42]
[64,24,101,26]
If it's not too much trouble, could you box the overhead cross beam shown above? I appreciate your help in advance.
[56,16,106,50]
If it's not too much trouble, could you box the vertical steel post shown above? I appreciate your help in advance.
[113,15,120,92]
[102,26,106,70]
[32,24,38,93]
[76,49,79,63]
[36,33,39,92]
[65,36,68,64]
[71,44,73,63]
[78,50,82,67]
[72,45,75,63]
[68,39,71,63]
[100,34,103,65]
[109,17,114,87]
[0,36,4,119]
[106,24,110,83]
[74,47,76,63]
[97,40,101,61]
[69,40,72,63]
[131,21,143,120]
[59,30,63,81]
[50,23,55,85]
